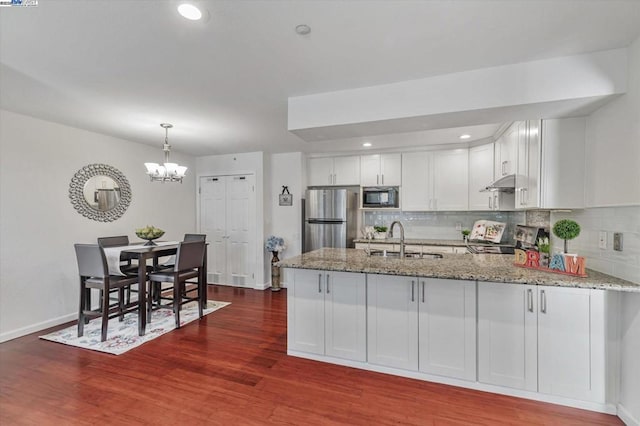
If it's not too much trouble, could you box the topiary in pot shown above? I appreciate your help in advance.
[552,219,581,254]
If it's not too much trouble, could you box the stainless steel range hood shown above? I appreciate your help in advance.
[481,174,516,193]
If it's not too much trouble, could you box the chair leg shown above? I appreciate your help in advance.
[101,281,110,342]
[147,281,155,323]
[118,287,125,321]
[78,278,86,337]
[174,280,181,328]
[198,278,204,319]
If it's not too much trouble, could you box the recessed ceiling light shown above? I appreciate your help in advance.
[362,142,372,147]
[459,134,471,140]
[178,3,202,20]
[295,24,311,35]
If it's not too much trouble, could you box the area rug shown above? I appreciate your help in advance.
[39,300,230,355]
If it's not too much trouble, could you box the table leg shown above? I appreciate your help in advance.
[138,253,148,336]
[200,245,207,311]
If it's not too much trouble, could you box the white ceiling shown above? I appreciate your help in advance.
[1,0,639,156]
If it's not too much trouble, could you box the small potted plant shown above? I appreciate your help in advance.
[461,229,471,242]
[537,236,550,267]
[552,219,581,254]
[373,225,388,240]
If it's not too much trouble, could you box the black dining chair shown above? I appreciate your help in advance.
[147,240,206,328]
[74,244,139,342]
[153,233,207,299]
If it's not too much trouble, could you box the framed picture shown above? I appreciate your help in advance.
[279,193,293,206]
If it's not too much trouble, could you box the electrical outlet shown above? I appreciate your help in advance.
[614,233,623,251]
[455,223,462,231]
[598,231,607,249]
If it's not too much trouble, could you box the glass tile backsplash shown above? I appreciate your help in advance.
[363,210,525,243]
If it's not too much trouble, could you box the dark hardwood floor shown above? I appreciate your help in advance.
[0,285,622,425]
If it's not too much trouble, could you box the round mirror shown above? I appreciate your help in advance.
[69,164,131,222]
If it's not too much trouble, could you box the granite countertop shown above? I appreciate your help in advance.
[278,248,640,292]
[353,238,513,247]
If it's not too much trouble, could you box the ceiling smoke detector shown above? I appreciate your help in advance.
[295,24,311,35]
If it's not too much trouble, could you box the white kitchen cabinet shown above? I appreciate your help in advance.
[478,281,538,391]
[288,269,367,362]
[479,281,607,403]
[308,156,361,186]
[513,118,586,209]
[418,278,476,381]
[401,149,468,211]
[495,123,518,178]
[468,142,495,210]
[367,274,419,370]
[537,286,605,402]
[368,274,476,380]
[538,118,586,209]
[360,154,402,186]
[515,120,541,209]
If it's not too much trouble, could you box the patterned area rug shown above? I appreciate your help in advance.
[40,300,230,355]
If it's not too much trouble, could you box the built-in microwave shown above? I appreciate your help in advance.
[361,186,400,209]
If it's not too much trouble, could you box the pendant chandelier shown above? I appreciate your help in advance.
[144,123,187,183]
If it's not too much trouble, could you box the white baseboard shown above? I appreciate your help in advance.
[0,312,76,343]
[618,404,640,426]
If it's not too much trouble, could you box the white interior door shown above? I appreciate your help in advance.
[226,175,255,287]
[199,174,256,287]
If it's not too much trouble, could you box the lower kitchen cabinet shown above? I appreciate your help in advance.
[478,281,607,403]
[367,274,419,370]
[367,274,476,380]
[418,278,476,381]
[288,269,366,361]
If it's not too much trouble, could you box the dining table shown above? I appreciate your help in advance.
[112,242,207,336]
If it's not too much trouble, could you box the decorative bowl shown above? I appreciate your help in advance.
[135,226,165,246]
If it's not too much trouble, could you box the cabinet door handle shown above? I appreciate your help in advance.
[376,174,379,185]
[328,174,332,185]
[318,274,322,293]
[494,194,498,210]
[527,289,533,312]
[381,174,384,185]
[334,174,337,184]
[522,188,528,206]
[488,196,492,209]
[411,280,415,302]
[326,274,330,294]
[540,289,547,313]
[421,281,425,303]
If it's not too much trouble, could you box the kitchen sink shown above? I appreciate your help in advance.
[367,250,443,259]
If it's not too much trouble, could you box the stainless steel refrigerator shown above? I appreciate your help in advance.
[304,188,358,253]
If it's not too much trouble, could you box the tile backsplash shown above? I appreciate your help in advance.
[363,210,525,243]
[551,206,640,283]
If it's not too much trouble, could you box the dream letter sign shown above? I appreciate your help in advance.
[514,250,587,277]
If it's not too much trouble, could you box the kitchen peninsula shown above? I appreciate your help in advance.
[279,248,639,415]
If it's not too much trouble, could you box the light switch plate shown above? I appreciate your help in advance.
[614,233,623,251]
[598,231,607,249]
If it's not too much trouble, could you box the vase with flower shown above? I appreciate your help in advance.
[265,235,286,291]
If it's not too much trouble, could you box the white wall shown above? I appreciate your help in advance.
[577,36,640,425]
[196,151,267,288]
[585,37,640,207]
[268,152,305,287]
[0,109,196,342]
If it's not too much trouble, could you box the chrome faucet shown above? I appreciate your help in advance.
[389,220,405,257]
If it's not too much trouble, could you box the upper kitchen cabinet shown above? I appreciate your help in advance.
[495,123,518,178]
[515,118,586,209]
[360,154,402,186]
[468,142,495,210]
[308,156,361,186]
[402,149,468,211]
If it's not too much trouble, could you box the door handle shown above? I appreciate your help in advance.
[488,196,492,209]
[421,281,425,303]
[411,280,415,302]
[381,174,384,185]
[502,161,507,176]
[376,174,379,185]
[522,188,528,206]
[527,289,533,312]
[326,274,330,294]
[540,289,547,313]
[494,194,498,210]
[318,274,322,293]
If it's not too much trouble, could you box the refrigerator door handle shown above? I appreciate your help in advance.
[307,219,345,224]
